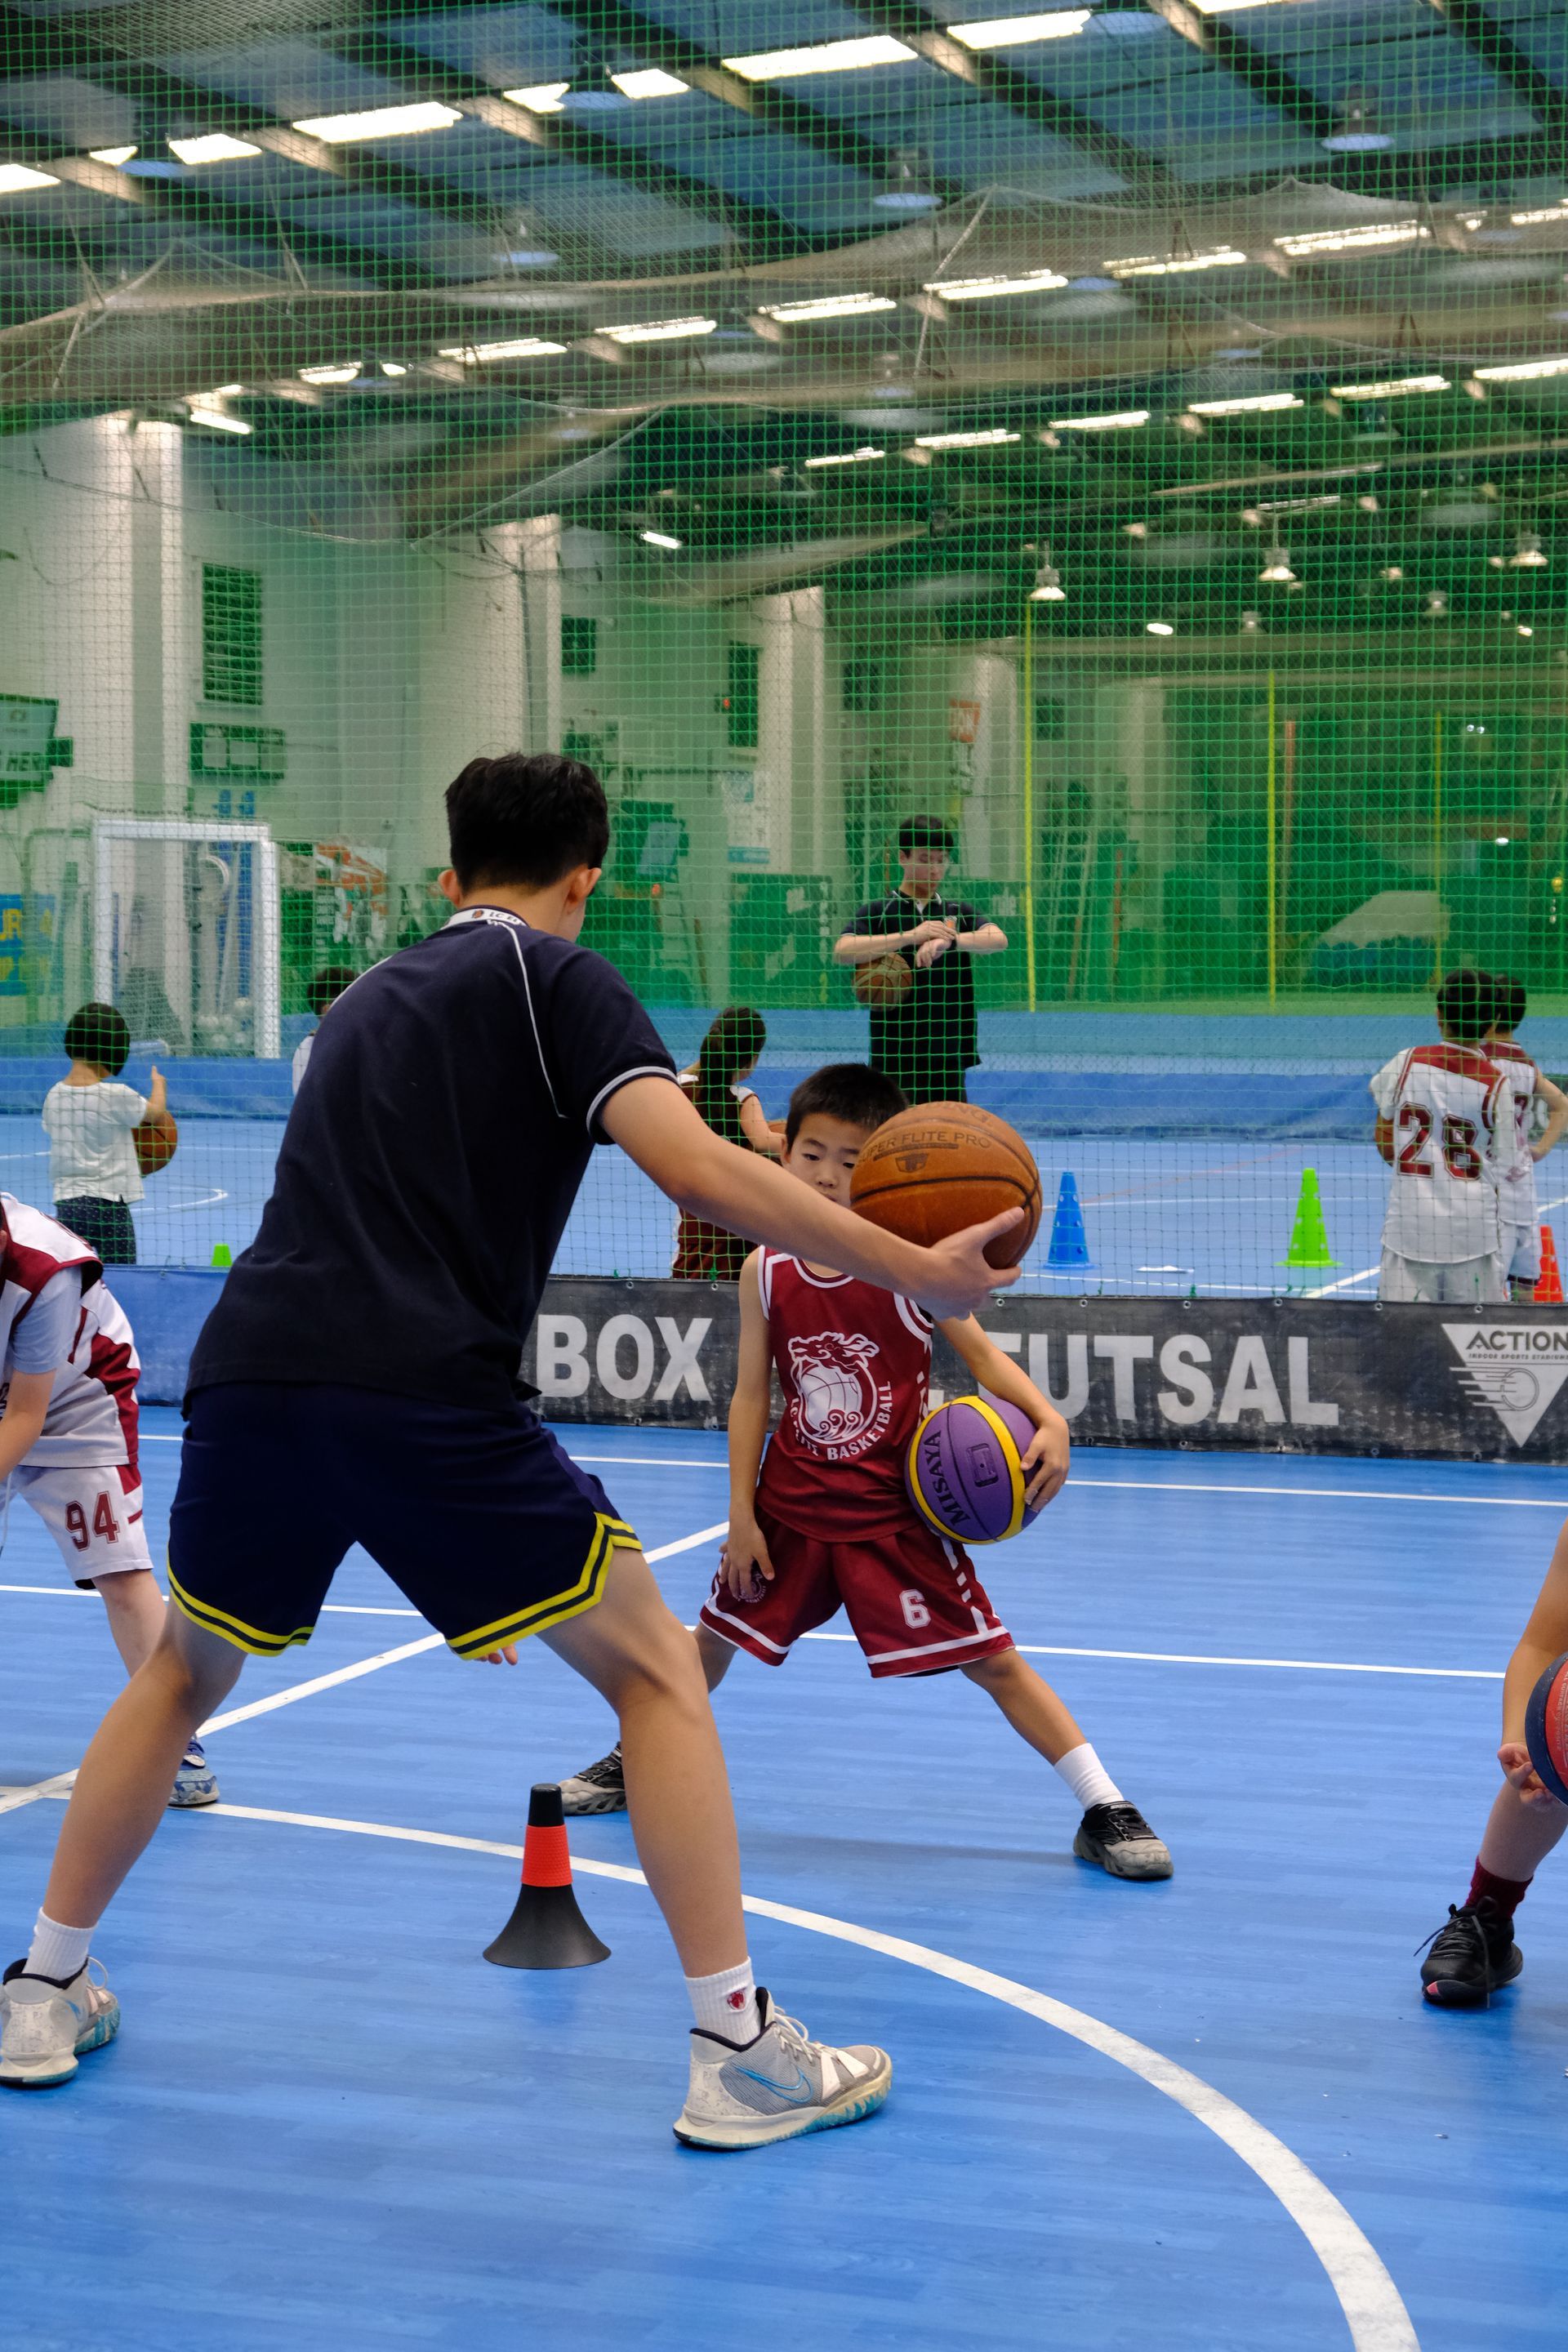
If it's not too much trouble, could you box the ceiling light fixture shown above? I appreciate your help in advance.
[167,133,261,164]
[1329,375,1450,401]
[0,164,59,193]
[1321,92,1391,153]
[874,147,940,212]
[380,361,408,377]
[1107,249,1248,278]
[88,146,137,167]
[299,363,360,385]
[947,11,1090,45]
[1275,222,1425,255]
[559,56,633,112]
[1474,354,1568,382]
[722,37,915,79]
[1048,410,1149,431]
[925,269,1067,301]
[601,318,716,345]
[758,293,898,323]
[187,408,252,435]
[1240,609,1264,633]
[804,446,885,467]
[912,426,1021,448]
[1379,564,1405,581]
[436,336,567,363]
[1258,543,1297,584]
[292,103,460,141]
[1146,621,1175,635]
[1518,626,1535,638]
[1423,589,1449,617]
[612,67,689,99]
[1510,530,1549,568]
[640,529,683,550]
[1030,555,1066,602]
[1187,392,1303,416]
[1511,205,1568,226]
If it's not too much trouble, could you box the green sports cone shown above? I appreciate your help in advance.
[1279,1169,1337,1271]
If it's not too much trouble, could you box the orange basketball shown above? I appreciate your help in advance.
[849,1103,1040,1270]
[853,954,912,1009]
[134,1115,177,1176]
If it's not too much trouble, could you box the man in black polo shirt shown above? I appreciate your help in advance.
[2,755,1023,2151]
[835,815,1008,1104]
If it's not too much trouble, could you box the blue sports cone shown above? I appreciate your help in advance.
[1278,1167,1337,1271]
[1046,1172,1093,1270]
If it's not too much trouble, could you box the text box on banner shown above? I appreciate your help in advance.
[522,1281,1568,1464]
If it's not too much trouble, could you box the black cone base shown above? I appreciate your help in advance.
[483,1882,611,1970]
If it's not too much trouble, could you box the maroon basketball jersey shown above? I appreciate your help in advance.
[755,1249,933,1539]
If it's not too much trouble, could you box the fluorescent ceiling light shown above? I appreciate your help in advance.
[1474,355,1568,382]
[188,408,252,435]
[758,293,897,323]
[167,133,261,164]
[504,69,686,111]
[1188,0,1303,7]
[1146,621,1175,635]
[946,11,1089,45]
[601,317,716,344]
[209,383,244,397]
[926,269,1067,300]
[1187,392,1303,416]
[292,103,460,141]
[1049,409,1149,431]
[640,529,683,549]
[299,363,360,385]
[1108,249,1248,278]
[380,361,408,376]
[88,146,137,167]
[804,446,884,467]
[1275,222,1426,256]
[0,163,60,193]
[722,36,915,79]
[1329,374,1450,400]
[1512,205,1568,226]
[507,82,568,110]
[912,427,1020,448]
[436,337,566,362]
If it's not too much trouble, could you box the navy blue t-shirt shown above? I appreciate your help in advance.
[188,908,676,1412]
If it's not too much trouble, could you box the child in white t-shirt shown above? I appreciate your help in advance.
[291,965,359,1096]
[1370,969,1512,1303]
[42,1003,167,1267]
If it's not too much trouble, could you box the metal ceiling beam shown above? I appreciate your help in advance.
[1422,0,1568,151]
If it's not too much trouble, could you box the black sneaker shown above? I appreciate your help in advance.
[1072,1802,1173,1881]
[559,1744,626,1816]
[1417,1899,1523,2007]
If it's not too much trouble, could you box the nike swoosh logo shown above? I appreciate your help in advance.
[733,2064,816,2106]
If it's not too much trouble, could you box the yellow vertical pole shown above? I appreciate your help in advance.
[1432,709,1444,984]
[1022,592,1037,1012]
[1266,667,1278,1006]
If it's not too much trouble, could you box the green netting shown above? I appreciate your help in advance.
[1,0,1566,1291]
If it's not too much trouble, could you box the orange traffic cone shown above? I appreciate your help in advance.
[1535,1227,1564,1305]
[483,1783,610,1970]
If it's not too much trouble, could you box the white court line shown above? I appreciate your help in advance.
[1067,1477,1563,1508]
[799,1631,1500,1679]
[1305,1266,1379,1297]
[186,1802,1418,2352]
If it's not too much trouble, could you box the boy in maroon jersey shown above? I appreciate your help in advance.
[563,1065,1172,1882]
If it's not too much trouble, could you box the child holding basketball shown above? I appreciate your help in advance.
[42,1004,172,1268]
[564,1063,1173,1882]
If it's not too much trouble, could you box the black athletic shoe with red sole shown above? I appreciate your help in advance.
[1417,1898,1523,2007]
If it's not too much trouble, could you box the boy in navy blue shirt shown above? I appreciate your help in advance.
[2,753,1021,2151]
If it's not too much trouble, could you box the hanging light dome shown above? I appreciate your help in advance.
[1258,543,1297,584]
[561,55,633,112]
[1030,553,1066,602]
[1509,529,1549,568]
[873,148,940,213]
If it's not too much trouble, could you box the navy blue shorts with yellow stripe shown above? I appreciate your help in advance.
[168,1383,640,1659]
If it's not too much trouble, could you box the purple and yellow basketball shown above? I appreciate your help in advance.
[1525,1650,1568,1806]
[906,1394,1041,1548]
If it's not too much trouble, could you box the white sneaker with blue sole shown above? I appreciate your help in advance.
[0,1958,119,2088]
[673,1989,891,2150]
[169,1740,220,1808]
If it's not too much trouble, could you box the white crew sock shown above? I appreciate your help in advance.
[26,1909,94,1984]
[1053,1743,1124,1813]
[686,1958,760,2043]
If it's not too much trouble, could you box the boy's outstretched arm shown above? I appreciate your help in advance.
[721,1254,775,1600]
[604,1078,1020,1321]
[938,1316,1071,1509]
[1530,1074,1568,1162]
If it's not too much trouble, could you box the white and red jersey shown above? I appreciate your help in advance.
[1490,1038,1541,1225]
[1370,1045,1511,1263]
[754,1248,932,1539]
[0,1193,139,1470]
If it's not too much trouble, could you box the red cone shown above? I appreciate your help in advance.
[483,1782,611,1970]
[1535,1227,1563,1306]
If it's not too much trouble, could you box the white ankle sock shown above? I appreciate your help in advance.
[686,1958,760,2042]
[27,1909,93,1984]
[1054,1743,1123,1813]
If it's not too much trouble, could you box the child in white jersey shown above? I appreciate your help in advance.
[42,1003,170,1268]
[0,1192,215,1806]
[1370,969,1512,1304]
[1484,974,1568,1302]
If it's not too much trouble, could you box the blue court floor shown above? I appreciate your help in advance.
[11,1114,1565,1299]
[2,1417,1565,2351]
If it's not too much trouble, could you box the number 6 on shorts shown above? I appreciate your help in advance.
[899,1588,932,1630]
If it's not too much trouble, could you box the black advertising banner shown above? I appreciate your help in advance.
[523,1279,1568,1464]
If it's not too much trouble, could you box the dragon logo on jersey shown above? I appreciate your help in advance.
[786,1331,893,1459]
[1441,1322,1568,1445]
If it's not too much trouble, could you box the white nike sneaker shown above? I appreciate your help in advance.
[673,1989,891,2151]
[0,1958,120,2088]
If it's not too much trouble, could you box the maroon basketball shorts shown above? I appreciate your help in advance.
[698,1503,1014,1680]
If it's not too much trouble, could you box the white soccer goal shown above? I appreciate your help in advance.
[92,818,282,1060]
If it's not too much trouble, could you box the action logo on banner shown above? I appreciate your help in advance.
[1441,1322,1568,1446]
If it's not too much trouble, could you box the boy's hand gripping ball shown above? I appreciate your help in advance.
[906,1394,1044,1547]
[850,1104,1041,1270]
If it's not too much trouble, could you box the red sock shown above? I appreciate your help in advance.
[1467,1860,1531,1924]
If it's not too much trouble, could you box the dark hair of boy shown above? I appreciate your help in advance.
[693,1007,767,1146]
[1436,967,1498,1046]
[445,752,610,890]
[896,813,957,854]
[786,1062,907,1149]
[1492,973,1526,1033]
[63,1002,131,1076]
[307,965,359,1019]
